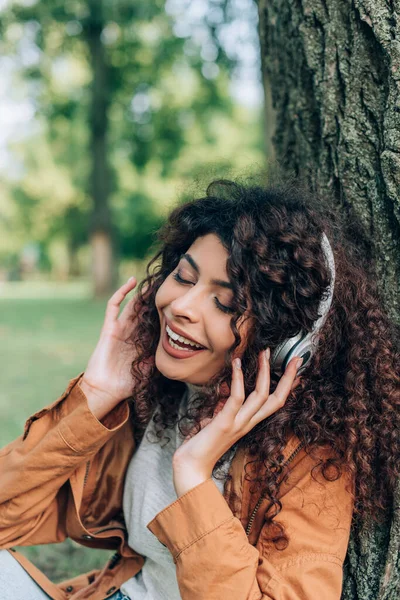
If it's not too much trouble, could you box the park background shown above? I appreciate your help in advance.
[1,0,399,594]
[0,0,265,581]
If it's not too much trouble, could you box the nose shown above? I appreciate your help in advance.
[170,285,203,323]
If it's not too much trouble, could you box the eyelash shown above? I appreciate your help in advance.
[172,271,234,314]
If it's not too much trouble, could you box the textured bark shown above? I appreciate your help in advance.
[258,2,400,599]
[258,0,400,327]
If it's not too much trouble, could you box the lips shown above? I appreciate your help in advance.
[162,323,207,359]
[165,318,207,349]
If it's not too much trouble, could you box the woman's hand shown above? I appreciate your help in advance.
[79,276,142,420]
[172,349,303,497]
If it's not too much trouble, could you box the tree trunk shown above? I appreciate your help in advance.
[258,0,400,327]
[84,0,117,298]
[258,2,400,599]
[67,240,81,278]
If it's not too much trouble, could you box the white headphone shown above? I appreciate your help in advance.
[269,232,336,376]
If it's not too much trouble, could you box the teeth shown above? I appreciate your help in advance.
[166,324,204,349]
[169,338,193,351]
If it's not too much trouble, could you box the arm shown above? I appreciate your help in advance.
[147,451,354,600]
[0,373,130,548]
[0,275,141,548]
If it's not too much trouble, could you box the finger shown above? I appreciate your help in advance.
[119,280,150,325]
[104,277,137,325]
[237,349,270,423]
[119,291,139,325]
[273,356,303,403]
[223,358,246,419]
[248,356,302,427]
[257,356,302,418]
[291,375,302,391]
[254,348,271,403]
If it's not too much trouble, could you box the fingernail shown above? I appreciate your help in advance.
[233,358,241,370]
[265,348,270,360]
[296,357,303,368]
[127,276,135,283]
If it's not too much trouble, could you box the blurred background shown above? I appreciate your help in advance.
[0,0,265,581]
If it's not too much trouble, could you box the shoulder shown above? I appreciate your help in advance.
[262,436,355,564]
[279,433,355,509]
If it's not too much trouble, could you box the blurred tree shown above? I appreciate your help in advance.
[1,0,259,296]
[258,1,399,598]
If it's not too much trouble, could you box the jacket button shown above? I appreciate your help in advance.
[82,534,93,540]
[66,586,74,592]
[106,587,117,594]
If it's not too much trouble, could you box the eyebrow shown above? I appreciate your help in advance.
[180,253,234,290]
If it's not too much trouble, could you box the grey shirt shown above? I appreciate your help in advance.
[120,382,235,600]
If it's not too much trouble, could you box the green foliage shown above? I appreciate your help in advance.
[115,191,165,260]
[0,0,264,272]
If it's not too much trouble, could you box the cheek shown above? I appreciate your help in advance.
[155,279,172,309]
[155,286,162,309]
[214,317,250,358]
[209,320,236,356]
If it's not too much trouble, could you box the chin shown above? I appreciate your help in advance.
[154,355,182,380]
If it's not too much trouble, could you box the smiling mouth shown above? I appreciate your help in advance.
[162,322,207,358]
[165,323,206,351]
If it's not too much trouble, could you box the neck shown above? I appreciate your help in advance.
[184,380,204,406]
[185,380,203,393]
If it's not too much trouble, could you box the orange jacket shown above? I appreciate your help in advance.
[0,373,354,600]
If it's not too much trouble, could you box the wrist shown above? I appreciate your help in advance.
[172,457,211,497]
[79,377,119,421]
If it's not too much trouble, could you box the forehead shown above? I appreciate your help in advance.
[187,234,228,263]
[183,235,232,289]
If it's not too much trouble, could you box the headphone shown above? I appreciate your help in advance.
[269,232,336,377]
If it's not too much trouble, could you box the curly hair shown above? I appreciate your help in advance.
[127,176,400,549]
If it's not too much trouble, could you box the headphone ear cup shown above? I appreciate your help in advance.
[270,332,304,376]
[270,331,314,376]
[270,340,286,374]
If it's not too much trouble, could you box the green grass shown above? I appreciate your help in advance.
[0,282,125,582]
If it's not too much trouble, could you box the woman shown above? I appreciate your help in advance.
[0,178,398,600]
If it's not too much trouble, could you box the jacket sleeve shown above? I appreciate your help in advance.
[0,373,130,548]
[147,453,354,600]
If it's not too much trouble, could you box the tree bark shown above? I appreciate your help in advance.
[258,0,400,327]
[258,2,400,599]
[84,0,117,298]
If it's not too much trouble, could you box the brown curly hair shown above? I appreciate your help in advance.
[127,176,400,549]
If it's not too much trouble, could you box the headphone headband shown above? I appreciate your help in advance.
[312,233,336,332]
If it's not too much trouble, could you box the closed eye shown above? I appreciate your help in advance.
[172,270,234,314]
